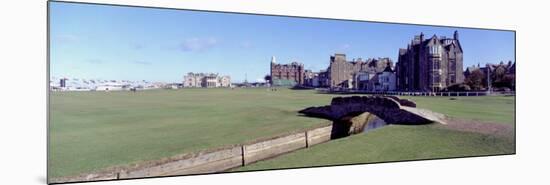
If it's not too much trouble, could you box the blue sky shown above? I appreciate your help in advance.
[50,2,515,83]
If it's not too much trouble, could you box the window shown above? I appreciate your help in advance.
[429,45,441,55]
[450,74,456,84]
[433,60,440,70]
[433,73,440,84]
[449,60,456,70]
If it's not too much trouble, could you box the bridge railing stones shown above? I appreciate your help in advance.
[384,95,417,107]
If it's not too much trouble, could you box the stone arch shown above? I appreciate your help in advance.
[299,96,445,139]
[299,96,431,125]
[329,112,388,139]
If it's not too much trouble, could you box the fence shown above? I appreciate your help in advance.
[319,89,515,97]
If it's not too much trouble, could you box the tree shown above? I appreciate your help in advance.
[494,74,515,90]
[491,66,507,85]
[444,83,471,92]
[264,75,271,83]
[465,69,486,90]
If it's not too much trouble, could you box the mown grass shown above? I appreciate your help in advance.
[49,88,515,178]
[405,95,515,124]
[49,88,332,178]
[234,124,515,171]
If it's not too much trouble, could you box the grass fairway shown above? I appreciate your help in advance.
[49,88,514,178]
[235,124,515,172]
[49,88,333,178]
[234,94,515,172]
[405,95,515,124]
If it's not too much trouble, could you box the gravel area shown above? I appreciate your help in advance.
[438,117,515,138]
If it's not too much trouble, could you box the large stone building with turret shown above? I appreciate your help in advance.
[396,31,464,92]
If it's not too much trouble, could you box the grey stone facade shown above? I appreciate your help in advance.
[327,53,393,89]
[396,31,464,92]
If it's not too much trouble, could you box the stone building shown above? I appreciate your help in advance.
[396,31,464,92]
[183,72,231,88]
[318,70,330,87]
[327,53,393,89]
[270,56,305,86]
[376,65,397,91]
[352,63,396,91]
[303,70,316,87]
[219,75,231,87]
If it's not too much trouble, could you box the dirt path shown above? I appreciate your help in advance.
[437,118,515,138]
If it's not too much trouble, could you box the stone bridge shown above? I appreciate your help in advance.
[298,95,447,125]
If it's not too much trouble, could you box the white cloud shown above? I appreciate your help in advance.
[240,41,253,48]
[340,44,351,50]
[180,37,218,52]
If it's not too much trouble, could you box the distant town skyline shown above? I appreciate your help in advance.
[50,2,515,83]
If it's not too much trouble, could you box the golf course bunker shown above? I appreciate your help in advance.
[299,95,447,138]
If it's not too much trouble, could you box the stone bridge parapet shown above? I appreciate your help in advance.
[299,96,446,125]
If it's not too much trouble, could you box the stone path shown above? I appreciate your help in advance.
[402,106,448,124]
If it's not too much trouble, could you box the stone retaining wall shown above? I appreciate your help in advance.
[306,125,333,146]
[120,146,243,178]
[243,132,306,165]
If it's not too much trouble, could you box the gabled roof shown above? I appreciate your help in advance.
[424,35,439,46]
[508,62,516,74]
[383,63,393,73]
[452,39,463,52]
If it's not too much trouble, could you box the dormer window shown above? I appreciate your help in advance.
[429,45,440,55]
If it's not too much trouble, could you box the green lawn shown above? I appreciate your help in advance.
[234,124,515,172]
[49,88,333,178]
[234,93,515,172]
[49,88,515,178]
[405,95,515,124]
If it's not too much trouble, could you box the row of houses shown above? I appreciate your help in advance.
[269,31,515,92]
[277,54,398,91]
[50,78,166,91]
[50,73,234,91]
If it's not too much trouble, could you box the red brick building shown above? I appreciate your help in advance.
[270,56,305,86]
